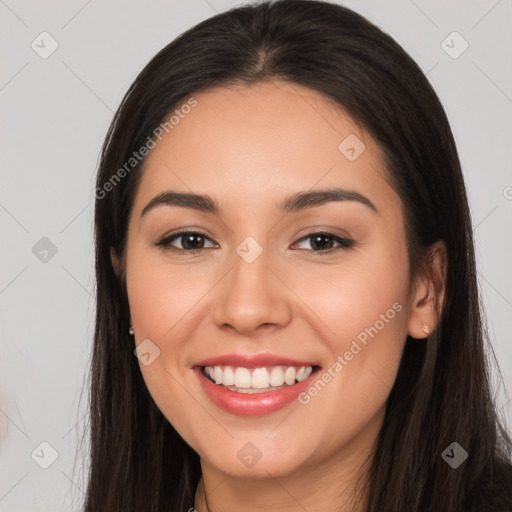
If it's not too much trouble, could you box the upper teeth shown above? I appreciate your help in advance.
[203,365,313,389]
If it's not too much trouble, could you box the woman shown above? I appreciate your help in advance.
[83,0,512,510]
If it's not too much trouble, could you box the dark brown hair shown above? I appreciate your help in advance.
[81,1,512,510]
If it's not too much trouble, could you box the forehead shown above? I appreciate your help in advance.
[131,80,397,218]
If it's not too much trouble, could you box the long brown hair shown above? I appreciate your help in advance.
[81,1,512,510]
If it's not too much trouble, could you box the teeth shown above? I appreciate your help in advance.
[251,368,270,389]
[202,365,314,391]
[234,367,252,388]
[284,367,296,385]
[269,367,285,387]
[223,366,235,386]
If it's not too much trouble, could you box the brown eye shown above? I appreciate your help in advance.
[293,231,354,253]
[155,231,217,252]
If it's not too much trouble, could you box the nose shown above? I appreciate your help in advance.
[212,246,292,335]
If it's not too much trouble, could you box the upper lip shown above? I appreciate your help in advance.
[192,353,320,369]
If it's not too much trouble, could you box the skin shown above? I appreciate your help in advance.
[111,80,446,511]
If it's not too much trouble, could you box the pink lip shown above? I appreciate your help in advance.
[192,353,318,369]
[193,366,319,416]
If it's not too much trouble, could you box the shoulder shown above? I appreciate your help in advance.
[463,461,512,512]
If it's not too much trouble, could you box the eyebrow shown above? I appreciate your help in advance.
[140,187,379,218]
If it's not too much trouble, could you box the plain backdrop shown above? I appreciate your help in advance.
[0,1,511,510]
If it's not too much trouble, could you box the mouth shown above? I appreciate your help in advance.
[193,363,322,416]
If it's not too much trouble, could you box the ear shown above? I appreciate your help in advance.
[407,240,447,339]
[110,247,121,277]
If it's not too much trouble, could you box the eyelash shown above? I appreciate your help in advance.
[154,230,355,254]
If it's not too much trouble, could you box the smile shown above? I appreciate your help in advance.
[202,365,314,392]
[194,364,321,416]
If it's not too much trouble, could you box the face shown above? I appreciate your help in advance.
[119,80,416,480]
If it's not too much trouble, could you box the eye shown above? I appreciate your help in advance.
[154,230,354,254]
[154,231,217,252]
[292,231,354,253]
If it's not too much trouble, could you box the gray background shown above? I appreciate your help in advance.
[0,0,511,510]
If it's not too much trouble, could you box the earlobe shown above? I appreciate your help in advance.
[407,279,434,339]
[406,240,447,340]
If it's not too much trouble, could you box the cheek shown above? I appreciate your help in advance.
[126,244,210,339]
[286,237,410,353]
[125,253,199,443]
[125,245,220,437]
[291,233,410,408]
[290,259,408,462]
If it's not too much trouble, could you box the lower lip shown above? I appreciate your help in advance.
[194,367,318,416]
